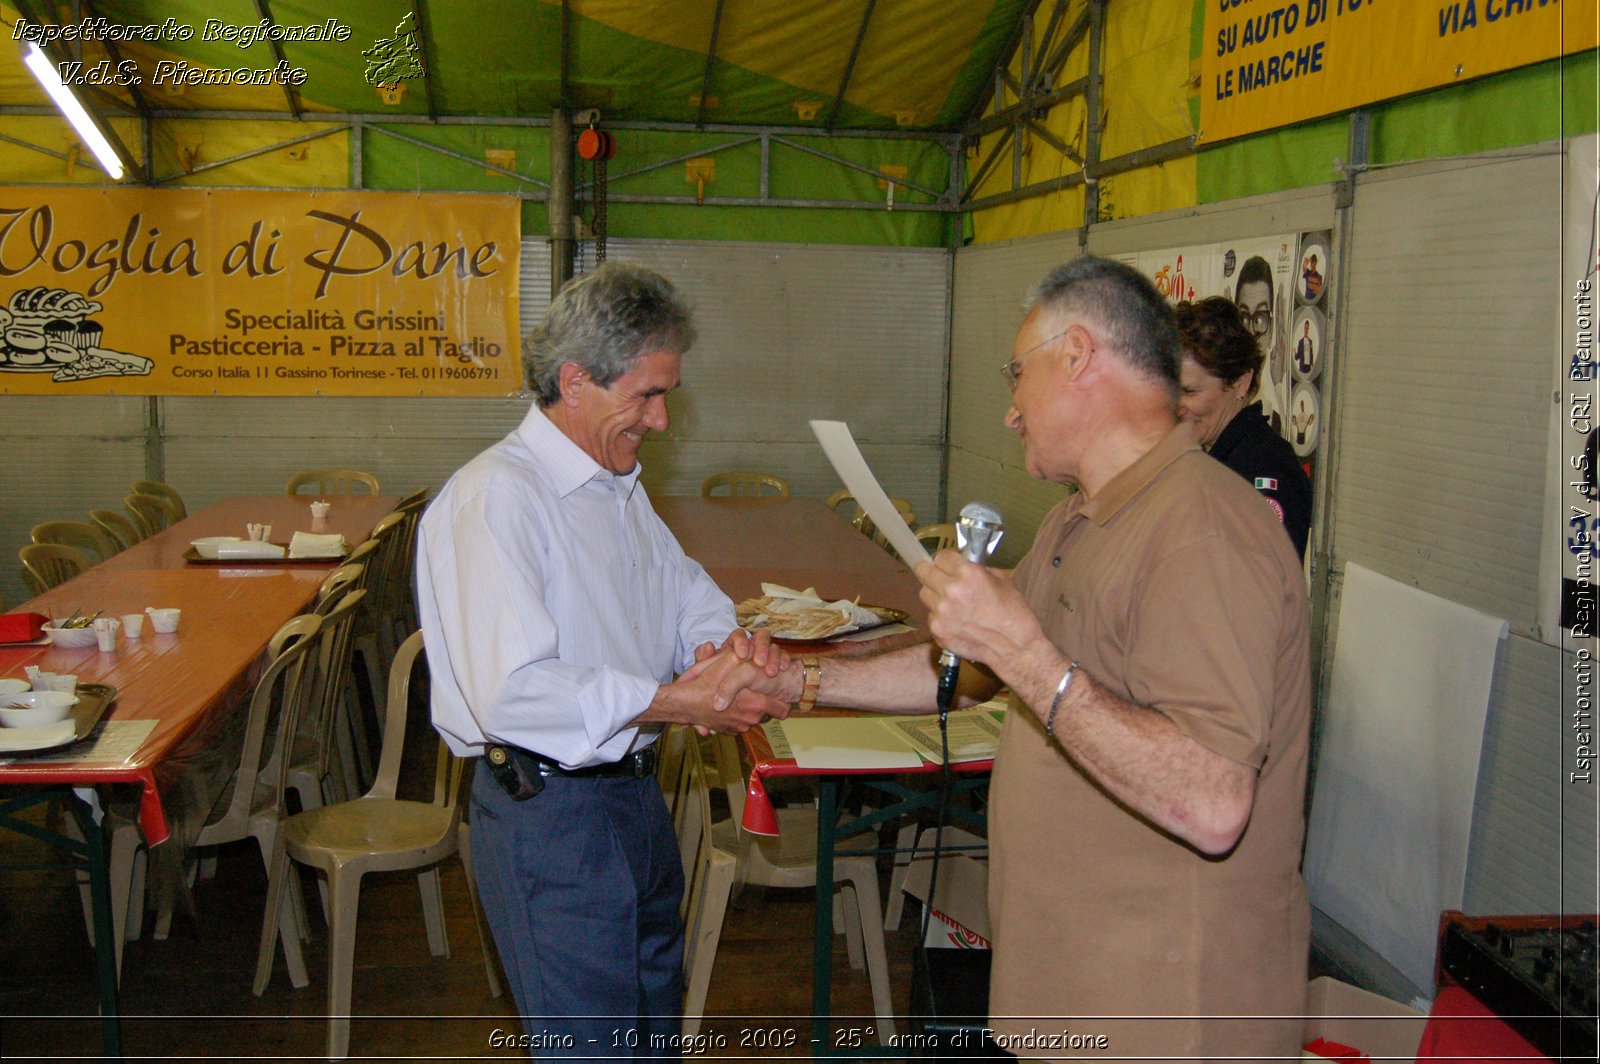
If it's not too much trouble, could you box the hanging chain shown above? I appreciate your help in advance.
[593,156,608,264]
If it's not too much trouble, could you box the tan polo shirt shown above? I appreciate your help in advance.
[987,423,1311,1061]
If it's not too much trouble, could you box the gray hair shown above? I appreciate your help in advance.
[1025,256,1181,399]
[524,262,696,406]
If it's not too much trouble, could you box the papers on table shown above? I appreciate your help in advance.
[763,700,1007,770]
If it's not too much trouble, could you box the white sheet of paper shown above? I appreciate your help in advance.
[810,419,929,566]
[779,716,925,770]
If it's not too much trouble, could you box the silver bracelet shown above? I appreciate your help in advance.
[1045,661,1080,737]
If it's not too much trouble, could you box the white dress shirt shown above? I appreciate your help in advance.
[418,404,735,768]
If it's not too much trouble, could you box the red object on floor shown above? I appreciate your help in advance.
[1415,987,1551,1061]
[1303,1035,1368,1061]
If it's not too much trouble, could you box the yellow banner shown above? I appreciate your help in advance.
[1199,0,1597,145]
[0,188,520,396]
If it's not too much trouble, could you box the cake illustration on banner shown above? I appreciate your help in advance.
[0,286,153,383]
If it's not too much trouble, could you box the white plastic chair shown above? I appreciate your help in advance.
[707,735,896,1043]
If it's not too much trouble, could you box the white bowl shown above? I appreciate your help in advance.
[43,621,99,648]
[0,678,29,699]
[0,690,77,727]
[191,536,244,559]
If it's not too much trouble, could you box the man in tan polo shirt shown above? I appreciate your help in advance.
[736,256,1311,1059]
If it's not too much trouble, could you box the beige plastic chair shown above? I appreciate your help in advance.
[825,488,855,515]
[350,512,410,726]
[105,614,324,973]
[852,498,917,550]
[124,493,178,538]
[252,630,501,1060]
[31,520,118,562]
[706,736,895,1043]
[285,468,381,496]
[287,589,368,812]
[674,736,738,1037]
[913,523,957,553]
[90,509,144,549]
[315,563,367,613]
[130,480,188,521]
[700,471,791,498]
[19,543,94,593]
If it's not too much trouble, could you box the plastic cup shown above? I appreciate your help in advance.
[121,613,144,639]
[46,673,77,695]
[146,607,181,634]
[93,617,120,652]
[310,500,331,519]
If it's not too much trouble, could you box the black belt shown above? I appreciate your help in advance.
[483,743,658,801]
[529,746,658,778]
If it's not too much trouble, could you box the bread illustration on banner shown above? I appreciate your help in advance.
[0,285,153,383]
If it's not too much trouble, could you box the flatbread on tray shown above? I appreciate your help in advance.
[735,584,905,641]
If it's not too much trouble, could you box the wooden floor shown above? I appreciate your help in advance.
[0,804,936,1061]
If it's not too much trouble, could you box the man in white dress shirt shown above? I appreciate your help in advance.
[417,262,792,1056]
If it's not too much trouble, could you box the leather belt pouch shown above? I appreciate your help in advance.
[484,744,544,801]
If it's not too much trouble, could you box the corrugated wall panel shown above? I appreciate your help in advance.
[1465,634,1598,914]
[0,397,148,607]
[948,233,1085,566]
[1324,146,1591,965]
[606,240,949,524]
[1333,152,1559,629]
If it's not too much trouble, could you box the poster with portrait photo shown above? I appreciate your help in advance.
[1119,237,1298,437]
[1291,306,1327,383]
[1297,234,1331,306]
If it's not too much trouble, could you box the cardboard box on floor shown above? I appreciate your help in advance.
[901,845,990,949]
[1301,976,1427,1061]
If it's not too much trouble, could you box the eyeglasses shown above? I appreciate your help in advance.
[999,328,1070,392]
[1238,307,1272,335]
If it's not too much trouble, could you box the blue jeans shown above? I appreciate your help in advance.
[470,766,685,1060]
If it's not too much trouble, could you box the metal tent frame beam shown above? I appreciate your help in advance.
[958,0,1195,228]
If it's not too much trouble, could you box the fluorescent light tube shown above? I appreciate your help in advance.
[21,43,125,180]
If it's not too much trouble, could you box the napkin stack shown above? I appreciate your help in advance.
[216,541,287,560]
[288,532,347,559]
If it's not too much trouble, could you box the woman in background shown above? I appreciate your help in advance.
[1175,296,1312,561]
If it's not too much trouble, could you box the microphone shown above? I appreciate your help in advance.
[935,502,1004,719]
